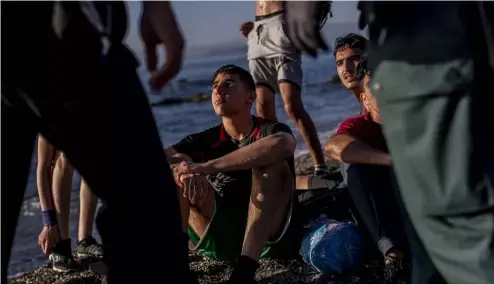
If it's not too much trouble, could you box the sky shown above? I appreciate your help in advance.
[125,1,360,55]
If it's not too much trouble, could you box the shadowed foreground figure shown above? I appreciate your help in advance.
[283,2,494,284]
[2,2,196,283]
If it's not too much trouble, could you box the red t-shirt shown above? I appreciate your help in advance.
[336,113,388,153]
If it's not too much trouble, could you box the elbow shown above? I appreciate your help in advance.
[324,139,342,162]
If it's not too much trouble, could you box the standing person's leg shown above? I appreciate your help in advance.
[51,152,75,241]
[248,58,278,121]
[1,92,39,281]
[76,179,103,258]
[277,59,326,170]
[247,15,279,122]
[370,3,494,283]
[48,151,80,272]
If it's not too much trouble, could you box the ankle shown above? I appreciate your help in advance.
[386,249,404,259]
[229,255,259,283]
[77,235,92,242]
[313,164,329,176]
[54,238,72,256]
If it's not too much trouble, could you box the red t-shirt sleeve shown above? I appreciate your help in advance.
[336,116,362,136]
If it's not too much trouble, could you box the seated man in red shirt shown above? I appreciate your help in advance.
[325,57,409,283]
[164,65,301,284]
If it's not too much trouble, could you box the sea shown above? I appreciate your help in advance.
[9,47,362,277]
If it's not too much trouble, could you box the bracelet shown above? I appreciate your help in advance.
[41,210,58,226]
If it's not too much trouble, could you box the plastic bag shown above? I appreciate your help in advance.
[300,214,363,274]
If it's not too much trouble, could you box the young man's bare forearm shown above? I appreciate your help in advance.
[206,133,296,172]
[37,173,54,211]
[325,134,391,166]
[37,136,55,211]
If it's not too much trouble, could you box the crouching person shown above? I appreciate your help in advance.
[165,65,301,284]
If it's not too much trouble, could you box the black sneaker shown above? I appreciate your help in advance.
[49,252,80,273]
[76,236,103,258]
[384,255,409,284]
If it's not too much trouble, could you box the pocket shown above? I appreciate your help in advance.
[276,19,292,47]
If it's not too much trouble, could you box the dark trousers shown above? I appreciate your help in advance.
[341,163,407,257]
[368,2,494,283]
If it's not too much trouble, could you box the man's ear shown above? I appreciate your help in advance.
[359,92,366,103]
[360,92,372,112]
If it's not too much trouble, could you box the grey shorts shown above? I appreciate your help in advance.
[247,13,302,93]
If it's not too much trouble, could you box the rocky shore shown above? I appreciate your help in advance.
[8,153,385,284]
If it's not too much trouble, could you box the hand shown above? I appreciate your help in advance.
[239,21,254,38]
[38,225,60,255]
[173,161,213,179]
[283,1,329,58]
[181,175,211,206]
[140,2,185,92]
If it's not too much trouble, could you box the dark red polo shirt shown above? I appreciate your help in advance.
[336,113,388,153]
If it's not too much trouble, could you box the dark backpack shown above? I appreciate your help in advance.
[297,177,358,225]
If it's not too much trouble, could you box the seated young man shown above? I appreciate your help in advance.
[325,58,409,282]
[295,33,369,191]
[164,65,301,284]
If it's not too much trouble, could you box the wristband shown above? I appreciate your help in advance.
[41,210,58,226]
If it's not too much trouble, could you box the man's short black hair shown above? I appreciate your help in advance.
[355,56,372,82]
[212,65,256,92]
[333,33,368,56]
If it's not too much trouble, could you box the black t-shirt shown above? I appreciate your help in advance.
[171,116,296,197]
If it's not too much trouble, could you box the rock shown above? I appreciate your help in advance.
[295,152,340,176]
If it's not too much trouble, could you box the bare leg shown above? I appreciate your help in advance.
[255,86,278,121]
[52,151,75,240]
[78,179,98,240]
[279,82,325,166]
[241,161,293,260]
[177,181,215,238]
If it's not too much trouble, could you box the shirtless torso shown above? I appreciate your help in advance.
[255,0,283,16]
